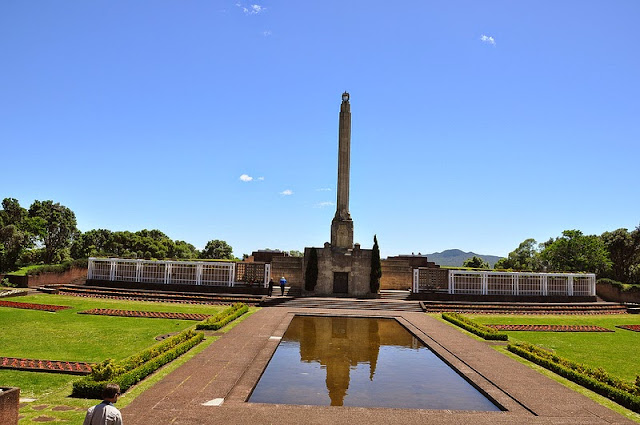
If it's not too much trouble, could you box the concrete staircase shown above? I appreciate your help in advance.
[379,289,411,301]
[265,296,423,312]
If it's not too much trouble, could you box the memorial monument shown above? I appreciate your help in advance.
[304,92,374,296]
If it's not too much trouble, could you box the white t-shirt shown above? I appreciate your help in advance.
[83,401,123,425]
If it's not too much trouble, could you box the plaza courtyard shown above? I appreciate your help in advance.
[2,292,638,424]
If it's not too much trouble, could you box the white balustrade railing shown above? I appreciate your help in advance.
[412,268,596,297]
[88,257,257,287]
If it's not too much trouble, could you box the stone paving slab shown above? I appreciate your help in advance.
[121,308,636,425]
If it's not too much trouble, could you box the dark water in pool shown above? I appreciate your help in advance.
[248,316,500,410]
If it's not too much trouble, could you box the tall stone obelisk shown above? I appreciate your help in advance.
[331,92,354,250]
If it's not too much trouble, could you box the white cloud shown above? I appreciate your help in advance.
[280,189,293,196]
[257,176,265,181]
[480,35,496,45]
[236,3,265,15]
[263,30,272,37]
[239,174,253,182]
[314,201,335,208]
[316,187,332,192]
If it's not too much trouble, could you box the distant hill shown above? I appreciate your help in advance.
[425,249,503,268]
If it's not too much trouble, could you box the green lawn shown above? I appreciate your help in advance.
[470,314,640,382]
[5,265,51,276]
[0,293,256,424]
[0,294,224,397]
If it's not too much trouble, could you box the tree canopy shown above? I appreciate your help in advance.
[494,238,540,271]
[0,197,232,272]
[200,239,234,260]
[463,256,490,269]
[539,230,611,274]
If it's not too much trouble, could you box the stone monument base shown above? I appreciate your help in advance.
[305,243,373,297]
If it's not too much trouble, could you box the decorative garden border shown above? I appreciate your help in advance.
[78,308,211,321]
[616,325,640,333]
[0,300,71,312]
[488,324,613,332]
[0,357,92,375]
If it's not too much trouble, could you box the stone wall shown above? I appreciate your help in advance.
[4,267,87,288]
[26,267,87,288]
[309,244,372,297]
[380,258,412,290]
[0,387,20,425]
[271,256,304,288]
[597,281,640,304]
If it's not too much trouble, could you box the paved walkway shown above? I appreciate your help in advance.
[122,308,635,424]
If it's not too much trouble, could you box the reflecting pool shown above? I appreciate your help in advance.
[249,316,500,410]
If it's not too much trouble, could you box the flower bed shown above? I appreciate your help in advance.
[616,325,640,333]
[0,300,70,312]
[196,303,248,330]
[508,342,640,413]
[78,308,211,321]
[0,357,92,375]
[488,324,613,332]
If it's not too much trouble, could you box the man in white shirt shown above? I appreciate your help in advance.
[83,383,123,425]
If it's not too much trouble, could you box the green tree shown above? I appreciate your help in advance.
[494,238,541,271]
[28,200,79,263]
[370,235,382,293]
[200,239,234,260]
[304,248,318,291]
[70,229,113,259]
[601,227,640,283]
[289,250,303,257]
[0,198,39,272]
[171,240,198,259]
[1,198,27,226]
[463,256,490,269]
[539,229,611,274]
[0,225,28,272]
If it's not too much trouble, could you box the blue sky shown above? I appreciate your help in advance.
[1,1,639,259]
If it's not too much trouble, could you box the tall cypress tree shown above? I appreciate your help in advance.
[370,235,382,293]
[305,248,318,291]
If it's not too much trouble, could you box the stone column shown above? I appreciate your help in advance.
[331,92,354,249]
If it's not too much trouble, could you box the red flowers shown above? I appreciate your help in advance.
[79,308,211,321]
[616,325,640,332]
[487,324,613,332]
[0,300,71,312]
[0,356,92,375]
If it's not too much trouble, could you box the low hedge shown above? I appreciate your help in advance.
[441,312,508,341]
[508,342,640,413]
[72,329,204,399]
[598,278,640,291]
[196,303,248,330]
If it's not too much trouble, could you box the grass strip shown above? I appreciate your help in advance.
[508,342,640,413]
[441,312,508,340]
[196,303,248,330]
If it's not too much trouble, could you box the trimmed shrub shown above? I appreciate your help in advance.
[441,312,508,341]
[508,342,640,413]
[305,248,318,292]
[72,329,204,399]
[196,303,248,330]
[598,278,640,291]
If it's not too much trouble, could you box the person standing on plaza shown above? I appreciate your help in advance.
[279,276,287,296]
[83,383,123,425]
[268,278,274,296]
